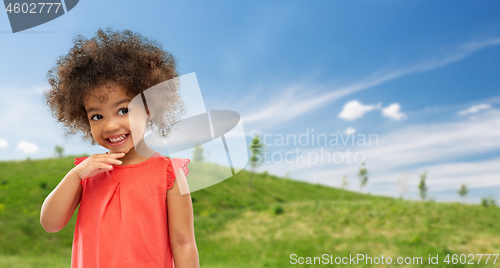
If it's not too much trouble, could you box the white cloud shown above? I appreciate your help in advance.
[460,38,500,50]
[0,85,75,160]
[242,37,500,127]
[338,100,381,121]
[409,158,500,190]
[382,103,407,121]
[457,103,491,115]
[0,139,8,148]
[345,127,356,135]
[364,109,500,170]
[256,108,500,200]
[16,141,40,154]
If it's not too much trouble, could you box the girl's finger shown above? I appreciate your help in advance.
[107,158,123,165]
[108,152,125,158]
[98,162,114,170]
[95,152,124,160]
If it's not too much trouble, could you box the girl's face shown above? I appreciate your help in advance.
[83,83,149,155]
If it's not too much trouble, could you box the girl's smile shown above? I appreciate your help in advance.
[106,133,130,147]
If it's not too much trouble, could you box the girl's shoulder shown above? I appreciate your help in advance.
[168,157,190,177]
[164,157,190,190]
[74,156,89,166]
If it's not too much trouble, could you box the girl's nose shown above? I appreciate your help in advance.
[104,118,121,132]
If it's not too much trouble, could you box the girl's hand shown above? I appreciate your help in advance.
[73,152,125,180]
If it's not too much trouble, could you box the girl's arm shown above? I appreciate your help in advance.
[40,152,124,232]
[168,169,199,268]
[40,168,82,233]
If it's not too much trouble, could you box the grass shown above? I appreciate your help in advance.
[196,200,500,267]
[1,155,499,267]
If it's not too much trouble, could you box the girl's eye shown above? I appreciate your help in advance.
[90,114,103,121]
[118,108,129,115]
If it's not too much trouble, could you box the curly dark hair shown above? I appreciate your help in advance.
[44,28,184,145]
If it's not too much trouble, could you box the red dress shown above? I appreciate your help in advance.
[71,152,190,268]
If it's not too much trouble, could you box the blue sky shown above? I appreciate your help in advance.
[1,0,499,203]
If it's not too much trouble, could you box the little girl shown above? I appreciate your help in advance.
[40,28,199,268]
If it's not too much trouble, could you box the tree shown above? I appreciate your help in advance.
[397,171,409,199]
[418,171,428,201]
[458,183,468,200]
[54,145,64,158]
[249,135,264,187]
[192,144,204,162]
[481,195,496,207]
[341,174,348,190]
[357,162,368,192]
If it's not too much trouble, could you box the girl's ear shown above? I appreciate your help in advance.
[147,111,156,121]
[147,110,156,118]
[147,113,154,125]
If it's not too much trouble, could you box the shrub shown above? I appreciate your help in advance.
[481,196,496,207]
[273,204,284,215]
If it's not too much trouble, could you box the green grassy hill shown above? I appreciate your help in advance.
[0,156,499,267]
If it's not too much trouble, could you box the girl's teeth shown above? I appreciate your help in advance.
[109,134,127,143]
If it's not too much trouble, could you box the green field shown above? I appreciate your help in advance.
[0,156,499,267]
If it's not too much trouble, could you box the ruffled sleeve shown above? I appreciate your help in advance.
[74,156,88,166]
[166,158,190,190]
[74,156,89,186]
